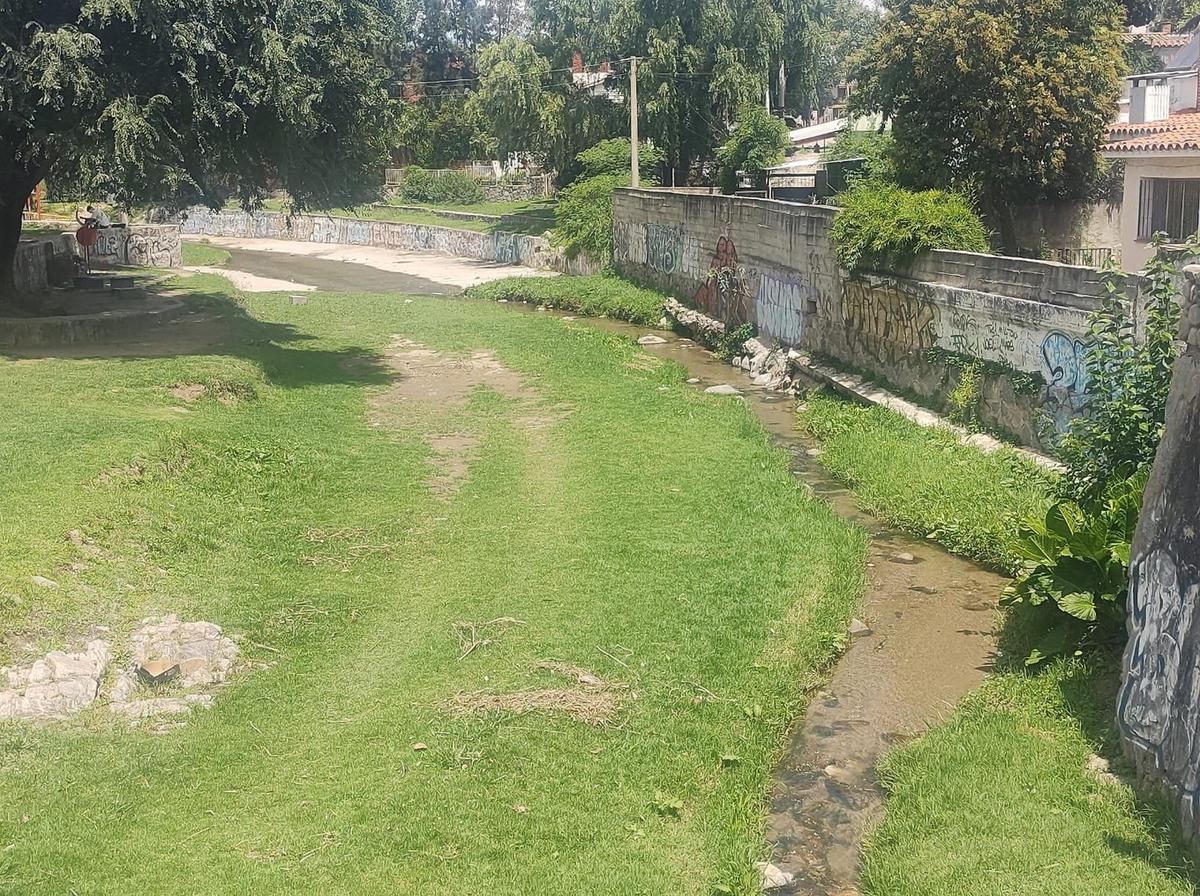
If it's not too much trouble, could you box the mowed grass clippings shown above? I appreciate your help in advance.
[0,274,865,895]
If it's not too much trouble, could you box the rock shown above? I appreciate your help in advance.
[892,552,917,564]
[686,378,700,384]
[658,316,671,328]
[289,294,307,305]
[108,671,140,704]
[412,742,429,751]
[806,447,823,457]
[752,373,771,386]
[497,299,508,303]
[129,615,239,688]
[755,861,794,890]
[30,576,59,589]
[638,335,668,345]
[705,384,742,396]
[561,316,577,321]
[849,618,872,637]
[0,639,109,720]
[112,694,213,719]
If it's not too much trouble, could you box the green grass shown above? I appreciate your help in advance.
[863,660,1197,896]
[465,275,668,327]
[0,273,865,893]
[796,393,1196,895]
[798,393,1055,570]
[181,240,232,266]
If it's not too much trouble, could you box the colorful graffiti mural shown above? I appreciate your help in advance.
[693,236,753,327]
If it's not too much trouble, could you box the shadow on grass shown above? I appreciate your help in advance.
[0,282,394,390]
[995,602,1200,886]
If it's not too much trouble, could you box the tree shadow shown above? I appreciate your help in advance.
[995,603,1200,887]
[0,281,395,389]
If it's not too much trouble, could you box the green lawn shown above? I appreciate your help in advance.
[796,393,1197,895]
[0,274,864,894]
[181,240,232,266]
[465,275,667,326]
[798,393,1055,571]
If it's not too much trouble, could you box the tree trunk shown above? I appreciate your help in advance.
[0,168,43,311]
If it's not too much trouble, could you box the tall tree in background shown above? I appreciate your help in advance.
[0,0,402,301]
[852,0,1123,248]
[467,37,564,160]
[809,0,881,117]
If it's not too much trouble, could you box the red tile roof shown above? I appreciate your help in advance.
[1123,32,1192,49]
[1107,112,1200,152]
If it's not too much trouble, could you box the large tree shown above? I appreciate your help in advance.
[0,0,403,300]
[852,0,1124,247]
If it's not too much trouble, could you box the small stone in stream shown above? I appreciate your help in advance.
[536,305,548,311]
[705,384,742,396]
[755,861,794,890]
[753,373,771,385]
[497,299,508,303]
[892,552,917,564]
[806,447,823,457]
[30,576,59,589]
[848,618,872,637]
[823,763,854,784]
[658,316,670,328]
[638,335,667,345]
[289,295,307,305]
[686,378,700,384]
[136,659,181,686]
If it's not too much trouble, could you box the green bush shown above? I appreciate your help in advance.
[464,274,667,326]
[831,180,990,271]
[576,138,666,180]
[822,130,896,181]
[396,167,486,205]
[1002,471,1145,665]
[1056,245,1188,503]
[551,173,629,260]
[716,105,789,193]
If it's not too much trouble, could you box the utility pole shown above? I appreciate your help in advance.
[629,57,640,188]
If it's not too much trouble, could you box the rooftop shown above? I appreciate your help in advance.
[1106,110,1200,152]
[1123,31,1192,49]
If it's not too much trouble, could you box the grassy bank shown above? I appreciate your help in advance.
[465,275,667,326]
[798,393,1054,570]
[0,273,864,893]
[181,240,232,266]
[798,392,1196,895]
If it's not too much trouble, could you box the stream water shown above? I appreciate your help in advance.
[212,247,1009,895]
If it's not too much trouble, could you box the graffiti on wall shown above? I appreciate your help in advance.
[944,309,1020,365]
[754,272,806,345]
[841,278,938,364]
[645,223,684,275]
[125,231,181,267]
[1040,331,1089,432]
[693,236,753,327]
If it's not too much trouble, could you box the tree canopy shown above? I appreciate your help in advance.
[717,105,789,192]
[851,0,1124,245]
[1,0,403,296]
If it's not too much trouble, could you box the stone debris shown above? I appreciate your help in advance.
[705,384,742,396]
[637,334,668,345]
[756,861,795,890]
[0,640,109,720]
[129,615,239,688]
[848,618,872,637]
[686,377,700,384]
[0,616,239,724]
[892,552,917,565]
[30,575,60,589]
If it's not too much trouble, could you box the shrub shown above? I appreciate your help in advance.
[552,173,629,260]
[822,130,896,181]
[831,181,990,271]
[396,167,486,205]
[716,105,789,193]
[1056,243,1189,504]
[576,138,666,180]
[464,274,667,326]
[1002,471,1145,665]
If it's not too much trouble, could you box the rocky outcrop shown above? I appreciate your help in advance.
[1119,264,1200,846]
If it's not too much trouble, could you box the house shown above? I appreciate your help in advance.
[1105,27,1200,270]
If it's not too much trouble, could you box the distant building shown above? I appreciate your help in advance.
[1105,26,1200,270]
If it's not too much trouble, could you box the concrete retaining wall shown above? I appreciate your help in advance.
[180,207,598,276]
[613,188,1131,448]
[1119,265,1200,848]
[90,225,182,268]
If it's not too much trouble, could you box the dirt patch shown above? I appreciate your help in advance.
[169,380,256,406]
[449,662,622,726]
[370,338,572,500]
[171,383,207,402]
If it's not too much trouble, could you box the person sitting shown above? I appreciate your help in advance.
[76,205,112,229]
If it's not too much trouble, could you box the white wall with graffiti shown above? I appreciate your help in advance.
[87,225,183,268]
[179,208,597,276]
[613,188,1132,449]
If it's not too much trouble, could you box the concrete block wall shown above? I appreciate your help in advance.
[613,188,1128,448]
[180,208,598,276]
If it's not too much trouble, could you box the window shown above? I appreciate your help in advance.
[1137,177,1200,241]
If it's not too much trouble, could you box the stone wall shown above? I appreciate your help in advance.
[180,207,597,275]
[14,239,53,293]
[1119,265,1200,846]
[613,188,1132,448]
[89,225,182,268]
